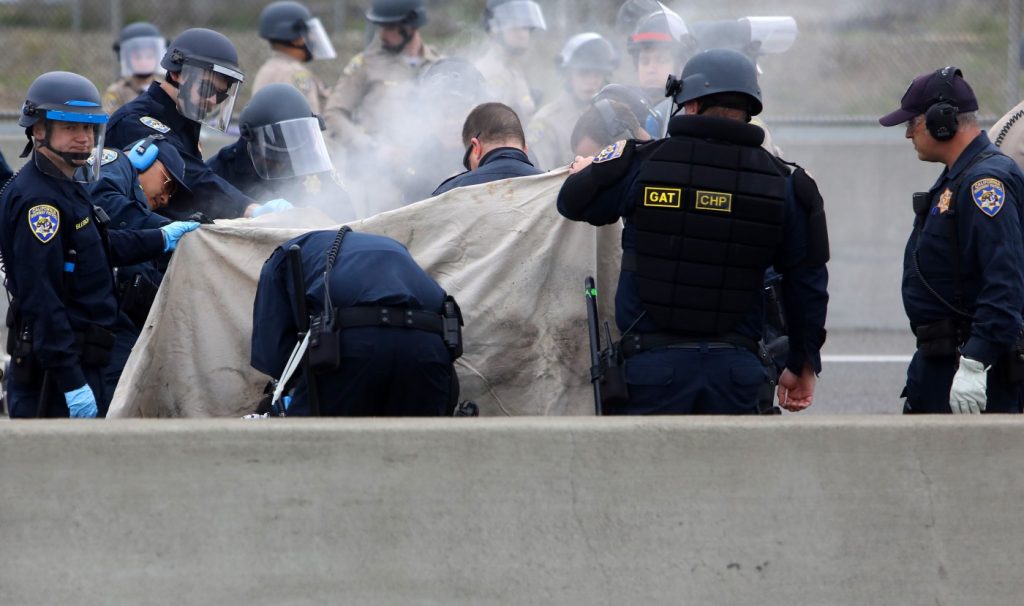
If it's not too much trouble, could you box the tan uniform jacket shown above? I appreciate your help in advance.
[324,39,442,149]
[103,75,155,114]
[252,52,327,115]
[474,45,537,122]
[990,99,1024,171]
[526,92,585,171]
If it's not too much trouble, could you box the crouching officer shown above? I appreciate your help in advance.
[207,83,354,221]
[880,67,1024,414]
[557,49,829,415]
[89,136,192,329]
[0,71,198,418]
[251,228,463,416]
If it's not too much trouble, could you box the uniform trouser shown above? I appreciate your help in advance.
[288,326,453,417]
[6,364,110,418]
[902,350,1023,414]
[610,344,768,415]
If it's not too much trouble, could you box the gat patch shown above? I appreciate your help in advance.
[643,186,682,208]
[972,178,1005,217]
[140,116,170,134]
[695,190,733,213]
[593,140,626,164]
[28,204,59,244]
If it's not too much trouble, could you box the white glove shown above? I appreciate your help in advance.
[949,356,988,414]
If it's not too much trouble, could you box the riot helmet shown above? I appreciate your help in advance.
[113,22,166,78]
[419,58,488,104]
[484,0,547,32]
[239,83,333,180]
[366,0,427,28]
[666,48,763,117]
[628,4,694,91]
[20,71,108,182]
[161,28,245,132]
[689,17,797,73]
[259,1,336,61]
[615,0,662,38]
[592,83,657,129]
[557,33,618,73]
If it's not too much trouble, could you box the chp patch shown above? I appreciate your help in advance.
[593,140,626,164]
[27,204,60,244]
[140,116,170,134]
[86,148,119,167]
[972,178,1005,217]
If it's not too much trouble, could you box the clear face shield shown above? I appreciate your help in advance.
[303,17,337,60]
[175,60,244,132]
[246,117,333,180]
[119,36,166,78]
[490,1,547,31]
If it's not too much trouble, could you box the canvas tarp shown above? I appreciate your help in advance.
[107,170,623,418]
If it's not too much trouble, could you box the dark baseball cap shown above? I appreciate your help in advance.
[878,66,979,127]
[154,142,192,195]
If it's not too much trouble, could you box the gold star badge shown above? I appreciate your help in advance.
[937,188,952,214]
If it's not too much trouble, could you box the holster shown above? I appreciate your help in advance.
[600,344,629,409]
[74,324,116,367]
[117,272,159,329]
[914,319,968,358]
[8,319,39,385]
[307,310,342,374]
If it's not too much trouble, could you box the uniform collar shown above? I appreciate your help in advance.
[479,147,532,167]
[944,131,994,182]
[667,115,766,147]
[146,81,195,135]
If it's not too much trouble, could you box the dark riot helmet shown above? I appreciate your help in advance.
[260,1,313,40]
[160,28,241,75]
[615,0,662,37]
[20,71,106,129]
[366,0,428,29]
[557,33,619,73]
[419,58,488,103]
[113,22,166,78]
[626,7,692,58]
[160,28,245,131]
[483,0,547,32]
[238,83,332,180]
[666,48,763,116]
[113,21,163,54]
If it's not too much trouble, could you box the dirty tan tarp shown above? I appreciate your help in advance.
[108,170,623,417]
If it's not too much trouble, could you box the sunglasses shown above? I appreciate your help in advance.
[196,79,232,103]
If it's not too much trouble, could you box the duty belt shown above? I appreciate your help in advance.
[620,332,759,358]
[333,306,446,336]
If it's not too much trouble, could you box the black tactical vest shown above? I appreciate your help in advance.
[630,136,788,335]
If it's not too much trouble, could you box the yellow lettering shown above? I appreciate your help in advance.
[642,186,683,209]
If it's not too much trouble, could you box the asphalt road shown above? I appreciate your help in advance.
[806,329,915,415]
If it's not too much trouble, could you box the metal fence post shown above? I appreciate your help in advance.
[1010,0,1021,112]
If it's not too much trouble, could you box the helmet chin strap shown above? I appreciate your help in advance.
[29,122,91,166]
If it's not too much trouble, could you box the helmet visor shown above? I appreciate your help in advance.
[176,61,243,132]
[742,17,797,55]
[304,18,337,60]
[119,36,167,78]
[247,117,333,179]
[490,1,547,31]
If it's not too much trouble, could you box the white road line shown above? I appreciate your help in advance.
[822,354,913,363]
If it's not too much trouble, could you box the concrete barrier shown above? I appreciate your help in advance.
[1,417,1021,605]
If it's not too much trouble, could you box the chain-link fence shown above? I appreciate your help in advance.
[0,0,1020,120]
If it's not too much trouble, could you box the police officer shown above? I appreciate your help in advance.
[105,28,280,221]
[474,0,547,123]
[990,97,1024,171]
[103,22,166,114]
[323,0,442,154]
[557,49,829,415]
[251,228,463,416]
[880,67,1024,414]
[207,83,354,221]
[253,1,336,115]
[432,102,542,196]
[569,98,650,158]
[526,33,618,171]
[0,148,12,188]
[0,71,198,418]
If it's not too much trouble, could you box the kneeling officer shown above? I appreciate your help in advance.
[251,228,463,416]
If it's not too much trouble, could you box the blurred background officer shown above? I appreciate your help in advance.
[253,1,336,115]
[251,228,462,416]
[557,49,829,415]
[526,33,618,171]
[0,71,197,418]
[474,0,547,123]
[627,5,693,105]
[880,67,1024,414]
[207,83,354,221]
[103,22,167,114]
[323,0,441,154]
[105,28,277,220]
[570,98,650,158]
[0,148,12,187]
[396,58,489,203]
[89,137,192,329]
[990,97,1024,171]
[432,102,542,196]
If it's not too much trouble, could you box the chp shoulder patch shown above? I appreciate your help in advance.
[593,140,627,164]
[27,204,60,244]
[292,70,313,92]
[972,178,1005,217]
[86,148,119,167]
[342,53,365,77]
[140,116,170,134]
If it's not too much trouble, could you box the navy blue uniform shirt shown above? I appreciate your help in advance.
[557,115,829,375]
[431,147,543,197]
[0,155,165,391]
[207,139,355,221]
[251,230,447,378]
[902,131,1024,366]
[105,82,255,220]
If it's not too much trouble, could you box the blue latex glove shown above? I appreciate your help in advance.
[160,221,200,252]
[251,198,294,217]
[64,384,98,419]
